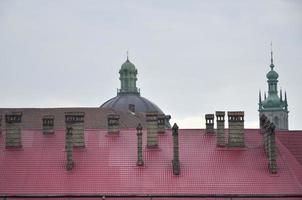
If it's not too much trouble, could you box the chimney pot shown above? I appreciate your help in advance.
[227,111,245,147]
[157,114,166,134]
[215,111,225,147]
[42,115,55,134]
[107,114,120,134]
[146,112,159,148]
[205,114,215,134]
[5,112,22,148]
[65,112,85,148]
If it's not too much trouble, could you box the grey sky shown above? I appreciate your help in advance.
[0,0,301,129]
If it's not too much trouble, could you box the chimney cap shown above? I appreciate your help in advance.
[205,114,214,118]
[227,111,244,116]
[42,115,54,119]
[65,112,85,116]
[172,123,179,135]
[215,111,225,116]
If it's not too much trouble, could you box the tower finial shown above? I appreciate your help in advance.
[270,42,274,66]
[126,50,129,61]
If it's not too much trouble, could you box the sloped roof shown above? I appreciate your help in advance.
[277,131,302,166]
[0,129,302,197]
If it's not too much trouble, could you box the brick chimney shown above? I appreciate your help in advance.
[146,112,158,148]
[227,111,245,147]
[172,123,180,175]
[136,123,144,166]
[260,115,277,174]
[157,114,166,134]
[107,114,120,134]
[65,112,85,147]
[66,126,74,171]
[42,115,54,134]
[5,112,22,148]
[216,111,225,147]
[205,114,214,134]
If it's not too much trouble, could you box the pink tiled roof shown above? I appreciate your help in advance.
[0,129,302,196]
[277,131,302,165]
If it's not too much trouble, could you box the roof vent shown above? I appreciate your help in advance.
[66,126,74,171]
[65,112,85,147]
[227,111,245,147]
[5,112,22,148]
[205,114,214,134]
[42,115,54,134]
[136,124,144,166]
[172,123,180,175]
[216,111,225,147]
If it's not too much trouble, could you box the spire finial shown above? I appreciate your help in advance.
[270,42,274,67]
[126,50,129,61]
[259,90,262,103]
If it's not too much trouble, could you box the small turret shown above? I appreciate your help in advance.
[118,53,140,95]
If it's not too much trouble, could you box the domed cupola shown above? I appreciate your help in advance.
[101,54,170,127]
[266,63,279,80]
[118,55,139,95]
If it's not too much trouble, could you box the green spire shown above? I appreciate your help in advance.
[270,42,274,69]
[259,44,288,111]
[266,43,279,95]
[118,53,140,95]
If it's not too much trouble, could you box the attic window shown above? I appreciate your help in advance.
[129,104,135,112]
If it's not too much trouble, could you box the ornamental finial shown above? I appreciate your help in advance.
[126,50,129,61]
[270,42,274,68]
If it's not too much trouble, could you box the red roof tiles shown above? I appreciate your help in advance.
[0,129,302,197]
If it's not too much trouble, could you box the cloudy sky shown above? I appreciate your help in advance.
[0,0,301,129]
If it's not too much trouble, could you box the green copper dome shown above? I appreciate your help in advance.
[266,64,279,80]
[120,59,136,71]
[261,94,282,109]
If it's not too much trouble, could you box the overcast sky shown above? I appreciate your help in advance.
[0,0,301,129]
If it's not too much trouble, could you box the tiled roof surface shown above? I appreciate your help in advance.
[0,129,302,197]
[277,131,302,165]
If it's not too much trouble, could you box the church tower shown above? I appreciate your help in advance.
[258,46,289,130]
